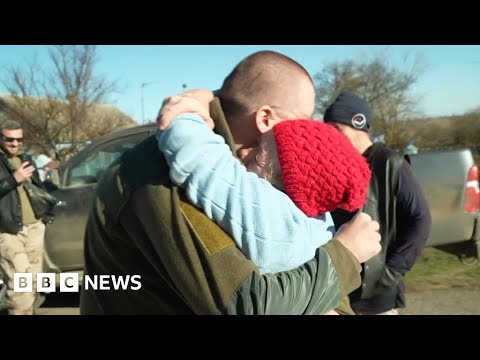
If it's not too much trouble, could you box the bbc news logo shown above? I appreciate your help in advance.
[13,273,142,292]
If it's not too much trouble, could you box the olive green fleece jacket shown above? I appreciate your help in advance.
[79,98,362,315]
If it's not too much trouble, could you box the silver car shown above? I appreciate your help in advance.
[43,123,157,275]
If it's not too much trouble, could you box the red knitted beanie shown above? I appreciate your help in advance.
[273,120,371,217]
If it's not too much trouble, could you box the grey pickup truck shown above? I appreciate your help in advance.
[408,149,480,261]
[41,124,480,274]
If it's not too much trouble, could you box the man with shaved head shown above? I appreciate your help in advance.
[80,50,380,315]
[215,51,316,167]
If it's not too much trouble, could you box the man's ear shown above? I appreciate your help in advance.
[254,105,281,134]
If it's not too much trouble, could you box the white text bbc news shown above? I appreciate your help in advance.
[13,273,142,292]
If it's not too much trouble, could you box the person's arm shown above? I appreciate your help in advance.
[226,239,361,314]
[376,161,432,291]
[224,211,379,314]
[0,160,21,197]
[0,175,18,197]
[157,113,335,274]
[44,159,60,171]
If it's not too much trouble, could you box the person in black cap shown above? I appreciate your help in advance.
[324,91,432,315]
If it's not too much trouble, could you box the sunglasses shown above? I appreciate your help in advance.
[2,136,24,143]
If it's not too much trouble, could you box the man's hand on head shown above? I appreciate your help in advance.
[157,89,215,131]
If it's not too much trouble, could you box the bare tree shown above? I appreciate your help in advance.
[1,45,129,156]
[79,104,136,139]
[314,50,426,149]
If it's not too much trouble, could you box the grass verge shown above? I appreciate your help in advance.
[405,247,480,292]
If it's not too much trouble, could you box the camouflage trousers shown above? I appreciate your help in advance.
[0,221,46,315]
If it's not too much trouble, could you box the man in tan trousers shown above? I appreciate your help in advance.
[0,117,54,315]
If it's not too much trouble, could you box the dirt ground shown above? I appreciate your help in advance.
[34,287,480,315]
[399,288,480,315]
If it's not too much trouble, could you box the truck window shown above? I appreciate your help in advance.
[66,132,149,187]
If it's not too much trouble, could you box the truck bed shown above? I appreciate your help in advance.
[408,148,479,247]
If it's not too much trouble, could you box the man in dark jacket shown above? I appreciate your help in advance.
[80,51,381,315]
[324,91,432,315]
[0,118,54,315]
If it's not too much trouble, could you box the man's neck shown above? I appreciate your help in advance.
[352,135,374,155]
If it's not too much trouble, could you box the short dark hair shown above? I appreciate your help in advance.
[0,111,22,132]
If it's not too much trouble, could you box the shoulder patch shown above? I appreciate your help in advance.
[179,199,234,255]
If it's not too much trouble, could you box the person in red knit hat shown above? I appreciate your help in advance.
[158,111,373,314]
[255,119,371,217]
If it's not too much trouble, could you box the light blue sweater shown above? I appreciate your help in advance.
[157,113,336,274]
